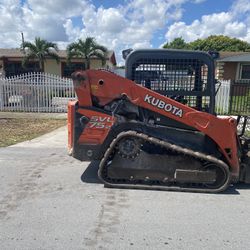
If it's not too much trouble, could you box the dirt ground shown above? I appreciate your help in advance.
[0,118,66,147]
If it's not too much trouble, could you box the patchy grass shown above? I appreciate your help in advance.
[0,118,66,147]
[230,92,250,116]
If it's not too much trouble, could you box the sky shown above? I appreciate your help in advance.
[0,0,250,64]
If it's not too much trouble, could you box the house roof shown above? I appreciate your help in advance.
[0,48,116,65]
[0,48,23,58]
[218,51,250,62]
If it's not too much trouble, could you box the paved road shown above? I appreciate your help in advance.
[1,126,250,250]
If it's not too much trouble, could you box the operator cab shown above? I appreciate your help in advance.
[125,49,216,114]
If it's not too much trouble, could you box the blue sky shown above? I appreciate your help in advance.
[182,0,234,23]
[0,0,249,64]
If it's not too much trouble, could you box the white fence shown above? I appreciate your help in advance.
[0,72,232,114]
[0,72,76,112]
[215,80,231,114]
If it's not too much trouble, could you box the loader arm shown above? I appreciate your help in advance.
[72,69,240,178]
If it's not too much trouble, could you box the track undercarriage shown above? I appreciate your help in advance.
[98,131,231,193]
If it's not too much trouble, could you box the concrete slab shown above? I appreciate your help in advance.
[1,126,250,250]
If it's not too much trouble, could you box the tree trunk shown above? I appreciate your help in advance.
[40,61,44,72]
[86,58,90,69]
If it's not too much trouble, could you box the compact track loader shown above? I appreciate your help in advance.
[68,49,250,193]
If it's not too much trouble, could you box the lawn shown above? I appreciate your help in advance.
[0,118,66,147]
[230,91,250,116]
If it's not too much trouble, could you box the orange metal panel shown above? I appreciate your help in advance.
[77,109,116,145]
[67,100,77,154]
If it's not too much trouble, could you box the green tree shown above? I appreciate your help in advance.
[189,35,250,51]
[21,37,59,72]
[163,37,190,50]
[66,37,108,69]
[163,35,250,52]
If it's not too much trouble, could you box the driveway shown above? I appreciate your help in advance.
[1,126,250,250]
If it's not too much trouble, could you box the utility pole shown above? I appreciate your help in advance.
[21,32,25,54]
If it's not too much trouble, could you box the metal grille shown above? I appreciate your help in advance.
[130,57,210,111]
[229,83,250,116]
[132,59,208,92]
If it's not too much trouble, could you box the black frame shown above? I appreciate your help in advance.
[125,49,216,114]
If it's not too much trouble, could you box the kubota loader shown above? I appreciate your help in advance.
[68,49,250,193]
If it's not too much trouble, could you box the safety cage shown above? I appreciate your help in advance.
[125,49,216,114]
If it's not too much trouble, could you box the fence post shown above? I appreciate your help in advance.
[229,80,233,115]
[0,78,3,110]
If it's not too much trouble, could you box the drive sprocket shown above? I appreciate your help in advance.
[117,137,141,159]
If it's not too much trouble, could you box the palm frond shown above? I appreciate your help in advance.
[66,42,79,51]
[45,42,59,51]
[47,51,60,63]
[66,42,83,63]
[22,53,36,68]
[93,44,108,53]
[21,37,61,71]
[66,37,108,69]
[85,37,95,48]
[89,51,106,65]
[22,41,38,53]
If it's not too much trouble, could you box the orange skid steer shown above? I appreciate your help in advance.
[68,49,250,193]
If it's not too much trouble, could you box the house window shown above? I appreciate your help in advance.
[5,62,40,77]
[240,64,250,80]
[62,62,85,77]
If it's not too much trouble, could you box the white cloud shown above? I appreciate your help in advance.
[165,5,250,44]
[0,0,200,63]
[63,19,81,42]
[224,22,247,38]
[133,41,152,49]
[70,0,189,63]
[4,0,187,63]
[0,0,249,65]
[96,8,126,34]
[26,0,88,17]
[0,0,94,48]
[0,0,25,47]
[230,0,250,16]
[23,8,68,41]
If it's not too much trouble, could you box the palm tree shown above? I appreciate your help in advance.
[66,37,108,69]
[21,37,60,72]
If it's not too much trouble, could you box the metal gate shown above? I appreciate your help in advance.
[0,72,76,113]
[229,83,250,116]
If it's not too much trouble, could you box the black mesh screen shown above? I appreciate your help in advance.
[130,57,210,111]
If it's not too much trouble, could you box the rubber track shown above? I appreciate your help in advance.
[98,131,231,193]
